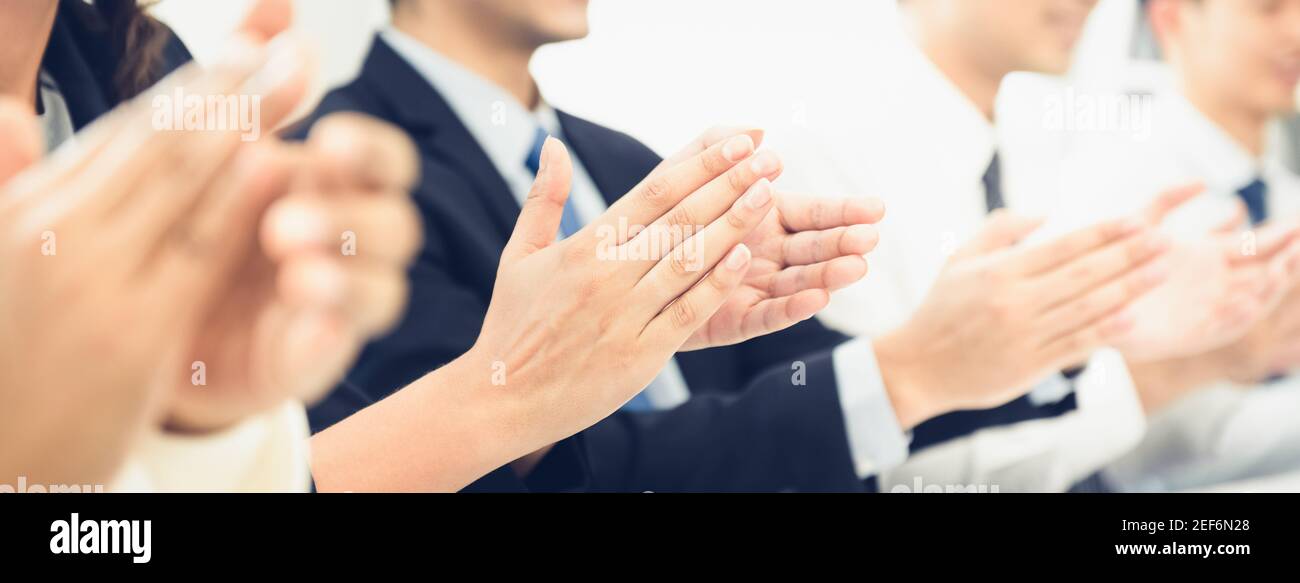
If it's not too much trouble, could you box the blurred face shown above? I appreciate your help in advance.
[934,0,1099,75]
[1171,0,1300,116]
[460,0,591,47]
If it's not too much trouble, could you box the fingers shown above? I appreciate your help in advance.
[642,244,751,350]
[688,288,830,350]
[592,133,757,239]
[1031,230,1169,311]
[776,193,886,232]
[780,224,880,266]
[951,210,1045,262]
[1142,182,1204,225]
[305,113,420,191]
[1040,310,1138,370]
[501,137,573,262]
[146,143,296,305]
[1036,258,1168,344]
[1011,216,1145,275]
[656,126,765,170]
[68,36,309,235]
[626,149,781,261]
[0,98,43,185]
[635,178,776,313]
[262,191,422,266]
[279,256,409,336]
[1226,221,1300,267]
[748,255,869,297]
[238,0,294,41]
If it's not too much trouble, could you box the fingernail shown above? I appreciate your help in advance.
[538,136,557,175]
[745,179,772,210]
[749,151,779,176]
[726,244,751,271]
[722,135,755,163]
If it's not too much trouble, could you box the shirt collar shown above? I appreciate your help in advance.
[1157,88,1263,194]
[380,26,553,178]
[894,35,1000,187]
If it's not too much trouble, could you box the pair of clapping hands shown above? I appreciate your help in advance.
[0,0,882,488]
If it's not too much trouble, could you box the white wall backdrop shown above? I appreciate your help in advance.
[153,0,1141,154]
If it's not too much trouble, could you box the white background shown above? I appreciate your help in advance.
[152,0,1144,155]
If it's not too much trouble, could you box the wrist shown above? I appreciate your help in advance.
[873,331,947,430]
[1127,355,1221,414]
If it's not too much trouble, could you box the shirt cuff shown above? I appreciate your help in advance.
[112,401,313,493]
[832,336,911,479]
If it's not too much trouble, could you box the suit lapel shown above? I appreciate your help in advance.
[558,110,631,208]
[358,37,523,242]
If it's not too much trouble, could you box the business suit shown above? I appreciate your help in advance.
[297,34,1056,492]
[41,0,192,131]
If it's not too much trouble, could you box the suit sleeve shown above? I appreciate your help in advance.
[877,349,1147,493]
[582,346,872,492]
[1104,379,1300,491]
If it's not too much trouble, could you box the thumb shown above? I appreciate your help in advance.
[952,209,1044,261]
[502,136,573,262]
[0,98,44,185]
[238,0,294,41]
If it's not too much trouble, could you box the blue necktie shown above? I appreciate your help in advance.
[523,128,656,411]
[1237,178,1269,226]
[525,127,583,238]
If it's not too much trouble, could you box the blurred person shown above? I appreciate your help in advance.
[1,0,443,492]
[1057,0,1300,491]
[773,0,1299,492]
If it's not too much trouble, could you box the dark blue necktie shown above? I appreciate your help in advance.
[1237,178,1269,226]
[525,127,583,238]
[524,127,656,411]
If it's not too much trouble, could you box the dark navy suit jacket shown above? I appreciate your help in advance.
[295,36,1075,492]
[42,0,192,131]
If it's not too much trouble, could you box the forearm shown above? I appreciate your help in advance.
[1126,354,1226,415]
[309,350,539,492]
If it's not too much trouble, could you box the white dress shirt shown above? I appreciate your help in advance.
[1047,88,1300,492]
[770,25,1145,492]
[381,27,912,479]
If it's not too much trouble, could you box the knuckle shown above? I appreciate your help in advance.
[668,250,694,277]
[669,298,697,328]
[707,265,733,291]
[724,206,750,230]
[644,175,673,203]
[666,205,695,230]
[726,167,751,193]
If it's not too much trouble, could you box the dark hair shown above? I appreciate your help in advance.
[93,0,170,99]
